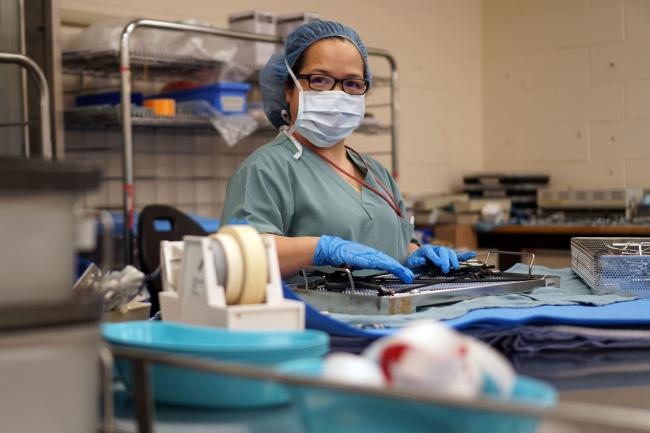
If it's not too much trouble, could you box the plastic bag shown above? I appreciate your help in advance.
[62,18,134,53]
[175,19,237,63]
[62,18,238,64]
[177,100,258,146]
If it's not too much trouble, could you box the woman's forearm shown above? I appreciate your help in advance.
[272,235,320,278]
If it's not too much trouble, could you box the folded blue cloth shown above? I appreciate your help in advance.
[446,297,650,329]
[467,325,650,354]
[511,349,650,391]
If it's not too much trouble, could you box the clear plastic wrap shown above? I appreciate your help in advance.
[177,100,258,146]
[63,18,238,64]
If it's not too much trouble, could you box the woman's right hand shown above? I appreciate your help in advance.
[313,235,415,283]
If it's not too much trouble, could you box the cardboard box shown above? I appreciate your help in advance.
[433,224,478,250]
[453,198,511,214]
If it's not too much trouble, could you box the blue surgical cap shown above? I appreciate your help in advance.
[260,20,373,129]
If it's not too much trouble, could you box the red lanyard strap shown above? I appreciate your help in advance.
[294,134,403,218]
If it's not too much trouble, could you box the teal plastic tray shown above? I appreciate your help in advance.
[103,321,328,359]
[279,358,557,433]
[104,322,329,408]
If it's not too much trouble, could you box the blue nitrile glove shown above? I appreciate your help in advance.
[313,236,415,283]
[406,245,477,273]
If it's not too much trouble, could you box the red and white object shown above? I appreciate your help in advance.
[363,321,515,399]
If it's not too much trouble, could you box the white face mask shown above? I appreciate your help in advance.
[285,61,365,148]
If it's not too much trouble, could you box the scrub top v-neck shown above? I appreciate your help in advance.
[220,133,415,264]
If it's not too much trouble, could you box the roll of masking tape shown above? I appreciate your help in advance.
[210,233,243,305]
[218,225,268,305]
[144,98,175,116]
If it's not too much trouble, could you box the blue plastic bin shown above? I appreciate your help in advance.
[114,356,292,408]
[76,91,143,107]
[279,358,557,433]
[103,321,329,408]
[155,82,251,114]
[102,321,328,358]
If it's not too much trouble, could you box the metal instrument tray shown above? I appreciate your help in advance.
[291,260,559,315]
[571,237,650,296]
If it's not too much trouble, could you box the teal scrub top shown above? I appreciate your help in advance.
[220,133,415,264]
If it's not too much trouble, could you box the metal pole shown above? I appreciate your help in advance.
[18,0,30,157]
[366,48,399,179]
[131,359,154,433]
[99,347,115,433]
[119,23,135,265]
[0,52,52,160]
[97,210,115,272]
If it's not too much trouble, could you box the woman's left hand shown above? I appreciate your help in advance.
[406,245,477,273]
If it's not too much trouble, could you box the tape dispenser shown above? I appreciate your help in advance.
[159,225,305,330]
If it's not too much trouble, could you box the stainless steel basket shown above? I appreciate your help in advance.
[571,237,650,296]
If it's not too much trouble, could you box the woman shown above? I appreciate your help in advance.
[221,20,474,282]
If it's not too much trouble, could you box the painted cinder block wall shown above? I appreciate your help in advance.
[483,0,650,189]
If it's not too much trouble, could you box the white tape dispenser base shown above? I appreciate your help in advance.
[159,225,305,331]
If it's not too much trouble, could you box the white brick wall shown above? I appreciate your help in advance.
[65,129,248,217]
[484,0,650,189]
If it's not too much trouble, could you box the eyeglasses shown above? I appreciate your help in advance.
[296,73,369,95]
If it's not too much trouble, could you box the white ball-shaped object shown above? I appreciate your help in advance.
[321,353,386,387]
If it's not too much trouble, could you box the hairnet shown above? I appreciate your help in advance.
[259,20,373,129]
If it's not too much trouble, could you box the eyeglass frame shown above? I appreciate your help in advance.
[295,73,370,95]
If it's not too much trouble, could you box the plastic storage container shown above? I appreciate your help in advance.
[276,13,321,38]
[156,82,251,114]
[76,91,143,107]
[228,10,277,68]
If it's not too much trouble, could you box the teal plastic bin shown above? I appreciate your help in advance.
[279,358,557,433]
[103,321,329,408]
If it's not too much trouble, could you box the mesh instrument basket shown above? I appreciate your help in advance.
[571,237,650,296]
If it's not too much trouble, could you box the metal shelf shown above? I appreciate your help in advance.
[65,106,217,130]
[63,49,393,87]
[0,120,37,128]
[64,106,392,135]
[101,175,230,182]
[63,50,225,80]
